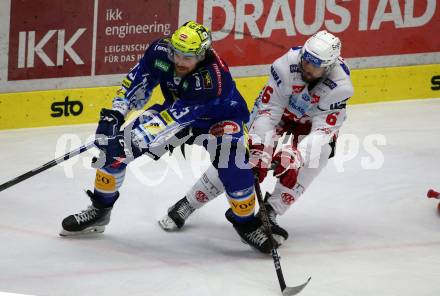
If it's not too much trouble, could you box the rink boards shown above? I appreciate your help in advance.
[1,0,440,130]
[0,63,439,130]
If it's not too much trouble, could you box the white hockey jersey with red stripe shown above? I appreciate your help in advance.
[248,46,354,156]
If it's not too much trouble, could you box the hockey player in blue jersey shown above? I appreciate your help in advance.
[60,21,277,253]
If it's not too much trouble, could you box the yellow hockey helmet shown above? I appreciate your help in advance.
[169,21,212,61]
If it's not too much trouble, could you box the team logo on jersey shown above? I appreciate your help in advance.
[292,85,305,94]
[270,65,282,86]
[288,100,306,116]
[301,93,311,102]
[159,110,175,125]
[311,94,320,104]
[281,193,295,205]
[209,120,241,137]
[192,73,202,90]
[154,59,171,72]
[330,98,349,110]
[122,78,132,89]
[290,64,300,73]
[201,70,213,89]
[173,75,181,85]
[195,190,209,203]
[323,78,337,89]
[179,33,188,40]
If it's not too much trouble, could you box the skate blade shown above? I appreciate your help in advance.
[238,232,284,254]
[240,235,285,246]
[59,225,106,237]
[239,238,273,254]
[158,215,179,231]
[273,234,286,245]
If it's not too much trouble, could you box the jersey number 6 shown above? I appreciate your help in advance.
[261,86,273,103]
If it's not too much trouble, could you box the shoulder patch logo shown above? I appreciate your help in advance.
[301,93,311,102]
[201,70,213,89]
[122,78,132,89]
[182,80,189,90]
[192,73,202,90]
[323,78,337,89]
[330,98,349,110]
[154,59,171,72]
[290,64,300,73]
[270,65,282,86]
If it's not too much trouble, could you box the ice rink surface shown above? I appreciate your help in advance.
[1,99,439,296]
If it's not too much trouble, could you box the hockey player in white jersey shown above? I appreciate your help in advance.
[159,30,354,245]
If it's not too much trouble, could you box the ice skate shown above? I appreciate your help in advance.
[60,190,118,236]
[158,197,195,231]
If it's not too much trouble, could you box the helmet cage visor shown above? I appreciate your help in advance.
[167,42,203,63]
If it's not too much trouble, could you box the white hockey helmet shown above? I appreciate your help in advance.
[300,30,341,68]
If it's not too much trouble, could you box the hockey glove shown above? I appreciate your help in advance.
[92,132,140,169]
[272,145,303,189]
[95,108,125,150]
[249,143,273,183]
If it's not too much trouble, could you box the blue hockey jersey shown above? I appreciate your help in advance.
[112,38,249,129]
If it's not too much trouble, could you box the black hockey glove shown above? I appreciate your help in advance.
[92,132,141,169]
[95,108,125,150]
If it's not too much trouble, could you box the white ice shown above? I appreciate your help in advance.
[0,99,439,296]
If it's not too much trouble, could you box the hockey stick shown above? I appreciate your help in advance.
[254,176,311,296]
[0,141,96,193]
[0,110,193,193]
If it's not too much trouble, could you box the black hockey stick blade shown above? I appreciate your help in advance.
[282,276,311,296]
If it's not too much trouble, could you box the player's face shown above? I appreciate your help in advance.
[174,53,198,76]
[301,60,326,83]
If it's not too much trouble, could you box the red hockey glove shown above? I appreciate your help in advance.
[272,145,303,189]
[249,143,273,183]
